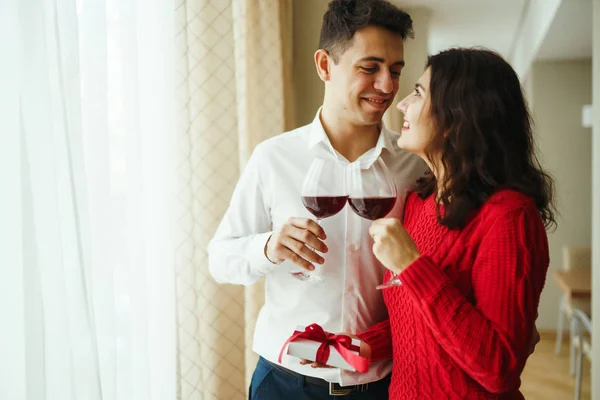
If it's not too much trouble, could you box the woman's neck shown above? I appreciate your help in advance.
[425,157,446,203]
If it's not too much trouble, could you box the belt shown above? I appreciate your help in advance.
[264,359,378,396]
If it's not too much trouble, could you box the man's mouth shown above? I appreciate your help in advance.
[363,97,389,108]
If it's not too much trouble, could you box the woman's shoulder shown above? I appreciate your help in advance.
[475,189,541,230]
[403,191,438,226]
[482,189,537,214]
[404,191,431,212]
[406,191,419,203]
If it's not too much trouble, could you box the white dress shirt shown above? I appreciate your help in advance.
[208,109,426,386]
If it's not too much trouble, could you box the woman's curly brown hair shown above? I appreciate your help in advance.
[417,48,556,230]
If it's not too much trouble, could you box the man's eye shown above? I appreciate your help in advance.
[360,67,377,73]
[391,71,401,78]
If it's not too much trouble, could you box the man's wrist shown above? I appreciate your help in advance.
[264,235,280,264]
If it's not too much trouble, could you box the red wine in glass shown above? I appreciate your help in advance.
[347,196,396,220]
[302,196,348,219]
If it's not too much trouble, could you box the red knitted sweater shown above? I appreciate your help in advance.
[357,190,549,399]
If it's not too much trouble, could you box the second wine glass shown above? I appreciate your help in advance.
[347,157,400,289]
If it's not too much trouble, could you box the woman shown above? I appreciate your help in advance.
[358,48,555,399]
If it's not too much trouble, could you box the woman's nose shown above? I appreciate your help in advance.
[397,97,408,113]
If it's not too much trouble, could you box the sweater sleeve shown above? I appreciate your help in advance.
[356,319,393,362]
[398,206,549,394]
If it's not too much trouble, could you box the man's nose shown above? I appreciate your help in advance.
[374,71,393,94]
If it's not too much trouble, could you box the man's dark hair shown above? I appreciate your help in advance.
[319,0,413,62]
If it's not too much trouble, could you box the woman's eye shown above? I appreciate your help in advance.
[414,88,421,96]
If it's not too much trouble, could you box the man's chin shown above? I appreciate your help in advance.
[360,110,387,125]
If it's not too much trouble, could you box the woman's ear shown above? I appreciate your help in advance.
[315,49,331,82]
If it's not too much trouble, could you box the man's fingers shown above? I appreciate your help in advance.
[280,236,324,265]
[268,218,329,269]
[288,227,328,253]
[277,246,316,271]
[289,217,326,239]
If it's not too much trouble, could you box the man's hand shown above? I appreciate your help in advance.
[265,217,328,271]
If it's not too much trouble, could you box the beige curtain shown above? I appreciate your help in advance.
[174,0,293,399]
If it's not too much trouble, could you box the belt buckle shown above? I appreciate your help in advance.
[329,382,353,396]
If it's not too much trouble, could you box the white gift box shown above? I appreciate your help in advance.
[286,325,362,372]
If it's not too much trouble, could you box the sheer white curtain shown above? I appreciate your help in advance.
[1,0,177,399]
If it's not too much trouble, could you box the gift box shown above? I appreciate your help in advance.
[278,323,369,373]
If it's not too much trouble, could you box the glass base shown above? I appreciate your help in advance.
[376,276,402,290]
[290,271,325,283]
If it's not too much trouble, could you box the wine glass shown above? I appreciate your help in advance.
[347,157,401,289]
[294,158,348,283]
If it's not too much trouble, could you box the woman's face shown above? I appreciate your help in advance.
[396,68,437,161]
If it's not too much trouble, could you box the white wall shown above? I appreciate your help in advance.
[592,0,600,395]
[529,59,593,330]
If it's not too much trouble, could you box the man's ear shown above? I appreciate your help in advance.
[315,49,332,82]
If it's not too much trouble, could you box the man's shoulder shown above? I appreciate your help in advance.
[254,124,310,156]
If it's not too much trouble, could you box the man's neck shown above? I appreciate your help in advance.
[319,106,381,162]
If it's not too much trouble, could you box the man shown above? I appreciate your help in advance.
[209,0,426,398]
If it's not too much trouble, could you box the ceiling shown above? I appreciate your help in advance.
[392,0,592,62]
[537,0,593,60]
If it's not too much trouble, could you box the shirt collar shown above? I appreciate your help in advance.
[307,107,398,158]
[307,107,330,149]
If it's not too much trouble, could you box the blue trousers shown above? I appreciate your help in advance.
[249,357,390,399]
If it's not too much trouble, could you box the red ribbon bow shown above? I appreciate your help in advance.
[278,323,370,373]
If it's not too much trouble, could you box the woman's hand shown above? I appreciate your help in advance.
[369,218,421,274]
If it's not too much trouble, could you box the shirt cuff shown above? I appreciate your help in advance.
[399,255,451,301]
[247,231,279,275]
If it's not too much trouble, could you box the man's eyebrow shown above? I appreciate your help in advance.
[357,56,405,67]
